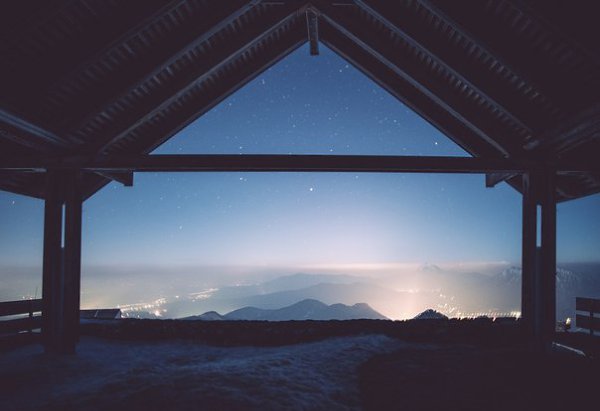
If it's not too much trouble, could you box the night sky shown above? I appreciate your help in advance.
[1,44,599,274]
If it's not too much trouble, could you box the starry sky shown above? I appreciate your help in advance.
[1,44,599,275]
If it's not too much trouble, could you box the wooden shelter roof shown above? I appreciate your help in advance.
[1,0,599,201]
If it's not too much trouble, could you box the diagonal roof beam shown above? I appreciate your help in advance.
[85,7,303,155]
[0,107,70,149]
[318,10,520,157]
[0,108,133,187]
[126,19,306,158]
[61,1,263,137]
[528,103,600,154]
[319,22,501,159]
[352,0,535,135]
[506,0,600,67]
[416,0,575,111]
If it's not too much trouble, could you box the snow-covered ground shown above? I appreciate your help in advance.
[0,335,405,410]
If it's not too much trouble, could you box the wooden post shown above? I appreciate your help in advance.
[521,172,538,341]
[42,170,63,353]
[540,171,557,351]
[63,170,82,352]
[41,170,83,354]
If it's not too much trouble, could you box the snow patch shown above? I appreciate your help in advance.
[0,335,404,410]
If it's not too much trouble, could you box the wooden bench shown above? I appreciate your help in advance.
[0,299,42,335]
[575,297,600,336]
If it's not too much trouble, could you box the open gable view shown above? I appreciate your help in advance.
[1,0,599,353]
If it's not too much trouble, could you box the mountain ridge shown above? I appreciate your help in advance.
[183,298,388,321]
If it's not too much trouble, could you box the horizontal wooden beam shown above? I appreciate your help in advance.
[576,297,600,313]
[0,299,42,317]
[0,316,41,334]
[576,314,600,332]
[2,154,597,174]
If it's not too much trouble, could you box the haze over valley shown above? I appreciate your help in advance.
[3,262,599,322]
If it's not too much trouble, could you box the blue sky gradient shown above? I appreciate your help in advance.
[1,44,599,272]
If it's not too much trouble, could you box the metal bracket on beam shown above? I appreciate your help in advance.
[306,9,320,55]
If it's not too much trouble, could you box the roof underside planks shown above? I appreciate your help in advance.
[0,0,599,202]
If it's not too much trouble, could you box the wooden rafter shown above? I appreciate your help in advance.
[318,13,520,157]
[528,103,600,153]
[350,0,535,134]
[84,8,303,155]
[63,1,264,140]
[506,0,600,67]
[416,0,583,112]
[129,25,307,158]
[0,108,69,148]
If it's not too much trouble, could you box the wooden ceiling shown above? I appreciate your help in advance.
[1,0,599,201]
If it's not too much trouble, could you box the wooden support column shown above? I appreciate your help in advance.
[63,171,83,352]
[520,172,538,340]
[522,170,557,350]
[41,170,83,354]
[539,171,557,350]
[42,170,63,353]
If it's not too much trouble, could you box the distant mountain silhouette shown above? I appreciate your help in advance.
[413,309,448,320]
[207,273,370,301]
[187,311,225,321]
[184,299,388,321]
[491,265,600,321]
[156,265,600,321]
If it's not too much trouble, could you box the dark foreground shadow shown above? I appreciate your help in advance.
[359,345,600,411]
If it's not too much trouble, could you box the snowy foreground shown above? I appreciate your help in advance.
[0,334,405,411]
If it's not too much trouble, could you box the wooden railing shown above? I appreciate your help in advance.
[575,297,600,336]
[0,299,42,334]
